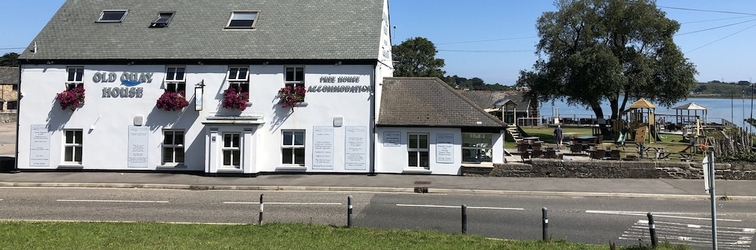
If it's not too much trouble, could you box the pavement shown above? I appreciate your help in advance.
[1,170,755,201]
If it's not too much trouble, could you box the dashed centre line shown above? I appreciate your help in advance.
[57,199,169,203]
[396,204,524,210]
[223,202,341,205]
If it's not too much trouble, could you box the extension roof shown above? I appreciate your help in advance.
[0,67,19,85]
[19,0,384,61]
[377,77,507,129]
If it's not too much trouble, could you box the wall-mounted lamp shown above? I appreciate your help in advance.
[195,80,205,111]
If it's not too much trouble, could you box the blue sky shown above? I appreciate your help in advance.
[3,1,756,85]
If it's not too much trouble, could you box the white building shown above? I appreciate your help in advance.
[16,0,506,175]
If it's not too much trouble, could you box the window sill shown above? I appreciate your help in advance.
[294,102,308,107]
[402,168,432,174]
[276,165,307,171]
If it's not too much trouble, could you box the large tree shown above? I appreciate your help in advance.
[0,52,19,67]
[517,0,697,134]
[392,37,446,77]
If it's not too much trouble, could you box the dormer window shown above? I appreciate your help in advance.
[226,11,258,28]
[150,12,174,28]
[97,10,128,23]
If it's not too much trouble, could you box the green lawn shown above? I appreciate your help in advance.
[0,221,689,250]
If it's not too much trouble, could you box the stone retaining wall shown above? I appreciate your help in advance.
[488,159,756,180]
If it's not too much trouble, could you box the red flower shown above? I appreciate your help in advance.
[156,90,189,111]
[278,85,306,108]
[222,87,249,111]
[56,85,85,111]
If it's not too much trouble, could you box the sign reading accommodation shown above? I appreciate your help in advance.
[344,126,367,170]
[29,124,50,167]
[435,133,454,164]
[127,126,150,168]
[312,126,334,170]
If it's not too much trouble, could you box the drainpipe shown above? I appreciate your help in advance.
[368,65,377,176]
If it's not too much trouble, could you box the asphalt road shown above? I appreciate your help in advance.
[1,188,754,250]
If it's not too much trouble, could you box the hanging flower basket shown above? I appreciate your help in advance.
[156,90,189,111]
[56,85,85,111]
[278,85,306,108]
[222,87,249,111]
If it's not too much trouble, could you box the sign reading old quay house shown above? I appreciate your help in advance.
[93,71,153,98]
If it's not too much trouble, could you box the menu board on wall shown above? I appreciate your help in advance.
[312,126,334,170]
[344,126,367,170]
[29,124,50,167]
[127,126,149,168]
[383,131,401,147]
[435,133,454,164]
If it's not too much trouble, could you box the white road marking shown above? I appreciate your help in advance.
[586,210,742,222]
[620,219,755,249]
[223,202,341,205]
[57,199,169,203]
[396,204,524,210]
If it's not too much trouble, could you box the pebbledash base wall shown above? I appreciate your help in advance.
[17,63,392,174]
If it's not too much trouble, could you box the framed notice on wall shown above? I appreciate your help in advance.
[435,133,454,164]
[383,131,401,147]
[344,126,367,170]
[29,124,50,167]
[127,126,149,168]
[312,126,334,170]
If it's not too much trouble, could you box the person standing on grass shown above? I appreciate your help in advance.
[553,124,563,149]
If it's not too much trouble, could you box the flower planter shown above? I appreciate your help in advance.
[156,90,189,111]
[222,87,249,111]
[56,85,86,111]
[278,85,306,108]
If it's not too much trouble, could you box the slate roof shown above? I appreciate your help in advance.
[0,67,19,85]
[377,77,507,128]
[458,90,535,111]
[20,0,384,61]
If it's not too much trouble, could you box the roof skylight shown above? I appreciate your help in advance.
[97,10,128,23]
[150,12,174,28]
[226,11,258,28]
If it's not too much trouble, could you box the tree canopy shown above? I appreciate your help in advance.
[517,0,697,129]
[392,37,446,78]
[0,52,19,67]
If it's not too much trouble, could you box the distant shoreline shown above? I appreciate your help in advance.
[689,94,755,99]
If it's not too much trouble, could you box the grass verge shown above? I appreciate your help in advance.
[0,221,689,250]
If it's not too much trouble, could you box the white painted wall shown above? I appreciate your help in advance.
[374,127,506,175]
[17,64,375,173]
[374,127,462,175]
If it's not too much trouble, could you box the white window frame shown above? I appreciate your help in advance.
[222,133,242,169]
[66,67,84,89]
[162,130,185,165]
[63,129,83,164]
[227,66,250,100]
[461,133,493,163]
[281,130,305,165]
[284,66,305,88]
[96,10,128,23]
[226,11,259,28]
[164,66,186,93]
[407,133,429,168]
